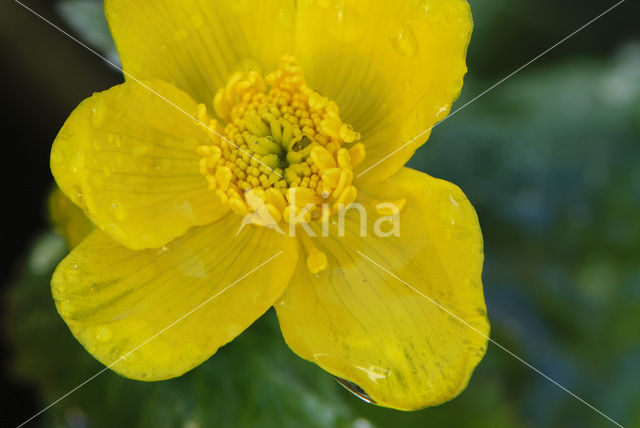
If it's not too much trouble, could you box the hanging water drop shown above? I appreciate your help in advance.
[392,22,418,57]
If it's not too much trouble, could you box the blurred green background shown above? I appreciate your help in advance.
[1,0,639,427]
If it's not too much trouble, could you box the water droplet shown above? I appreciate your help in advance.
[58,300,74,318]
[329,3,365,42]
[391,22,418,57]
[51,146,64,166]
[123,352,138,362]
[334,377,376,404]
[410,0,431,21]
[354,364,390,382]
[240,57,262,74]
[91,101,106,127]
[438,189,471,240]
[95,326,113,343]
[75,192,87,209]
[63,264,80,282]
[110,203,128,221]
[435,104,449,120]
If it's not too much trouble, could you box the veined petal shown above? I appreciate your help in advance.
[276,168,488,410]
[51,80,227,250]
[105,0,296,104]
[52,214,298,380]
[294,0,472,184]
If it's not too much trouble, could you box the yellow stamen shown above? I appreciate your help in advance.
[348,143,366,166]
[198,55,366,228]
[300,233,328,275]
[334,185,358,211]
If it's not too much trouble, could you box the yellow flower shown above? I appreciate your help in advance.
[50,0,489,410]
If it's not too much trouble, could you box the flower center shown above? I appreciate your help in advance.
[197,55,365,226]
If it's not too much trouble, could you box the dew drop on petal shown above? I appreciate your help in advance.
[95,326,113,343]
[52,281,64,294]
[330,3,365,42]
[334,377,376,404]
[58,300,74,318]
[438,190,471,240]
[410,0,431,21]
[91,100,106,128]
[63,264,80,282]
[240,57,262,74]
[110,203,128,221]
[391,22,418,57]
[50,146,64,166]
[74,192,88,210]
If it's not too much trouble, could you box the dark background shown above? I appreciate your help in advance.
[2,0,639,427]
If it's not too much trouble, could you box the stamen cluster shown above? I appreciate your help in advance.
[197,56,365,226]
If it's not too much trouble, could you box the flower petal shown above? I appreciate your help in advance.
[51,79,227,250]
[105,0,296,103]
[294,0,472,183]
[276,168,488,410]
[52,214,298,380]
[49,187,94,249]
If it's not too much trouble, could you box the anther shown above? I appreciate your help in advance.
[300,233,328,275]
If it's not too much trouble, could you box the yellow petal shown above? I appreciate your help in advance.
[294,0,472,184]
[51,80,228,250]
[49,186,94,249]
[276,168,488,410]
[105,0,296,104]
[52,214,298,380]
